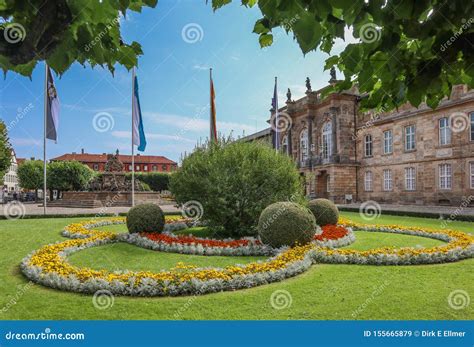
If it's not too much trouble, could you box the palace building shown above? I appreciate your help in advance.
[51,149,177,173]
[242,80,474,206]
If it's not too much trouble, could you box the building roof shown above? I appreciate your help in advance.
[51,152,177,165]
[240,127,271,142]
[16,158,26,165]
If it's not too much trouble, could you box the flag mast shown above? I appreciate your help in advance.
[43,63,48,215]
[210,67,213,142]
[273,76,279,152]
[131,67,136,207]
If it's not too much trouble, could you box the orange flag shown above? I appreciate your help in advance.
[210,68,217,142]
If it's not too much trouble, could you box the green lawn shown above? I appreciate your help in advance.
[0,212,472,320]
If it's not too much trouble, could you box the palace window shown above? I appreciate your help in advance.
[300,129,309,162]
[471,162,474,189]
[383,130,393,154]
[405,167,416,191]
[364,134,373,157]
[136,165,140,171]
[405,125,416,151]
[383,169,392,191]
[93,164,99,171]
[162,164,167,171]
[144,165,148,171]
[128,165,132,171]
[364,171,373,191]
[439,117,451,145]
[439,164,452,189]
[471,112,474,141]
[322,122,332,159]
[152,165,157,172]
[282,135,289,155]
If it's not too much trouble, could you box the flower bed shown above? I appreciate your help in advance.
[313,219,474,265]
[20,217,474,297]
[122,232,274,256]
[21,219,312,297]
[314,225,356,248]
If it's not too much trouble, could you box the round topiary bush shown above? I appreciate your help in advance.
[126,203,165,233]
[308,198,339,226]
[257,202,316,248]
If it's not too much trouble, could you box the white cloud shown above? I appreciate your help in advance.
[111,130,195,142]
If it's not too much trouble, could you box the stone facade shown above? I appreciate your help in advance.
[243,84,474,206]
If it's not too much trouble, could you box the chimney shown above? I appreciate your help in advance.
[81,148,85,154]
[72,152,76,155]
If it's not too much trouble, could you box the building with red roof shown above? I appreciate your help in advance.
[51,149,177,173]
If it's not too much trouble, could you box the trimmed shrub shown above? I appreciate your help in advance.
[126,203,165,233]
[258,202,316,248]
[126,172,171,191]
[170,139,304,237]
[308,198,339,226]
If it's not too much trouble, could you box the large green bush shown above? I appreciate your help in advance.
[126,203,165,233]
[170,140,304,237]
[308,198,339,226]
[258,202,316,248]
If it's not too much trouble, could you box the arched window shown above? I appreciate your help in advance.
[282,135,288,154]
[322,121,332,159]
[300,129,309,162]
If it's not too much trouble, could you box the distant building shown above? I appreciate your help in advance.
[51,149,177,173]
[241,79,474,206]
[2,150,19,191]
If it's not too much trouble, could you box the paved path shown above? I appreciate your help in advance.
[339,203,474,217]
[0,202,180,217]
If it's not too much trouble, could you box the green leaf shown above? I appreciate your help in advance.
[258,33,273,48]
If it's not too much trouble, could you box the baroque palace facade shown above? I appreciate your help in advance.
[242,81,474,206]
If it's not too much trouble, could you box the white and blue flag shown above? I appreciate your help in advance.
[132,73,147,152]
[46,66,60,141]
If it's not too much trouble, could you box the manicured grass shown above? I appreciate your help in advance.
[0,213,472,320]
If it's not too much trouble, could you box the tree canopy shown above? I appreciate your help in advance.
[47,160,94,192]
[0,120,12,182]
[212,0,474,110]
[0,0,157,76]
[17,160,43,195]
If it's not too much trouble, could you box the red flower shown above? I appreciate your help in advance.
[314,225,349,241]
[141,232,257,248]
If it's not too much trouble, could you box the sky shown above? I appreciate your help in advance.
[0,0,353,163]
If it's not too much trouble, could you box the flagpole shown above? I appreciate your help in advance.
[131,67,136,207]
[274,76,279,152]
[209,67,213,142]
[43,63,48,215]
